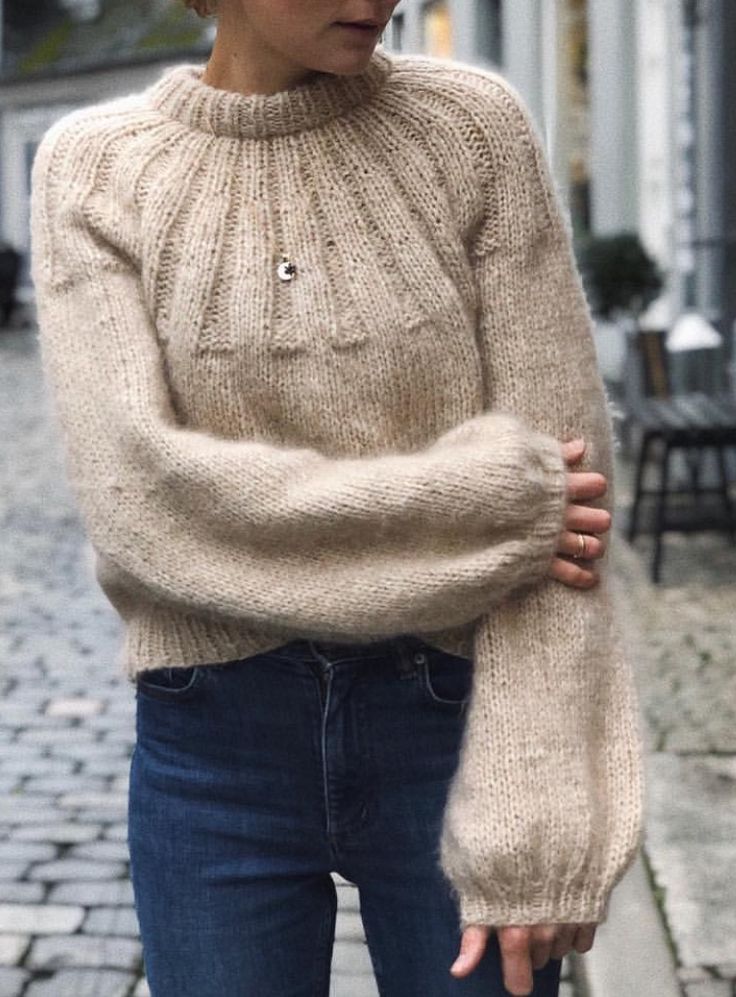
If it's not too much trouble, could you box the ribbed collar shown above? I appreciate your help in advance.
[146,45,394,140]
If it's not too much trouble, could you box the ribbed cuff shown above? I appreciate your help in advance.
[523,427,568,581]
[433,411,567,563]
[457,885,611,931]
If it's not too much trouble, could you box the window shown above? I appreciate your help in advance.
[565,0,591,237]
[386,11,405,51]
[1,104,79,294]
[58,0,102,22]
[477,0,503,65]
[422,0,453,58]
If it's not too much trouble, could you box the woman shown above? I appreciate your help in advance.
[29,1,645,994]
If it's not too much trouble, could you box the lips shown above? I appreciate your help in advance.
[335,20,383,30]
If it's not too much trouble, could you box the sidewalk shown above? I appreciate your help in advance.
[573,451,736,997]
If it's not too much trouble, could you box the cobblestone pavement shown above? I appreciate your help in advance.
[612,450,736,997]
[0,326,577,996]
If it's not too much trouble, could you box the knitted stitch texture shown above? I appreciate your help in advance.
[29,45,645,929]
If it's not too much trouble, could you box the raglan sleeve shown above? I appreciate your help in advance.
[437,74,646,928]
[29,115,570,640]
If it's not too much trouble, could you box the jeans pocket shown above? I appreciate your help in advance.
[417,648,474,712]
[135,664,203,703]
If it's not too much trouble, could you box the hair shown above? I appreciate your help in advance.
[180,0,219,18]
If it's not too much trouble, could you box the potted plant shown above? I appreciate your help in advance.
[575,231,664,324]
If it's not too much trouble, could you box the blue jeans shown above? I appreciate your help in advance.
[128,633,562,996]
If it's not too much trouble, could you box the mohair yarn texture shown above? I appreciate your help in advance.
[30,45,645,929]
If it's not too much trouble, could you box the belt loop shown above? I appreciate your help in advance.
[394,635,419,676]
[307,639,331,672]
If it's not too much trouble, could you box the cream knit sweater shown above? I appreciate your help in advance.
[30,45,644,930]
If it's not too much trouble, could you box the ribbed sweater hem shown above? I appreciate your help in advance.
[119,611,476,683]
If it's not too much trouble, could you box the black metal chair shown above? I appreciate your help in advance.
[0,243,21,328]
[622,327,736,582]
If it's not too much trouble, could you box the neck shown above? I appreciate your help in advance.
[202,18,323,97]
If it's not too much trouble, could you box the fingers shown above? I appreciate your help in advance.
[573,923,597,953]
[554,498,611,587]
[550,924,578,960]
[557,438,611,595]
[449,925,489,979]
[461,923,596,991]
[562,439,611,509]
[561,435,608,505]
[566,471,608,503]
[497,926,535,996]
[565,504,612,535]
[498,924,597,994]
[549,555,599,589]
[561,438,586,465]
[557,530,607,560]
[529,924,557,970]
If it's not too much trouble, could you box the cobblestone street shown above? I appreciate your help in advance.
[612,452,736,997]
[0,325,577,996]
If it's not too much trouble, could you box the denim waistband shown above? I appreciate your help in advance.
[263,633,433,670]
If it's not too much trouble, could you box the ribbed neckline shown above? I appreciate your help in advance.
[146,45,394,140]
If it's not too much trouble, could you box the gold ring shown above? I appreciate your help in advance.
[576,533,587,559]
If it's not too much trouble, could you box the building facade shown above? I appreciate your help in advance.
[0,0,214,300]
[1,0,733,389]
[386,0,735,389]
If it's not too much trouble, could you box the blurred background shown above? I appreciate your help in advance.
[0,3,733,997]
[2,0,735,390]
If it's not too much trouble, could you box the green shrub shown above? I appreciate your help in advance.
[576,232,664,321]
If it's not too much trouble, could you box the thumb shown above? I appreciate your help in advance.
[450,924,490,977]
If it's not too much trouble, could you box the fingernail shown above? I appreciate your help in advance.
[451,955,470,972]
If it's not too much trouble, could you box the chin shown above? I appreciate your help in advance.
[302,39,379,76]
[310,45,379,77]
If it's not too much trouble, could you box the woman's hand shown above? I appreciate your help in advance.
[549,438,611,589]
[450,921,597,994]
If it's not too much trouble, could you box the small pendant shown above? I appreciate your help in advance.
[276,255,297,282]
